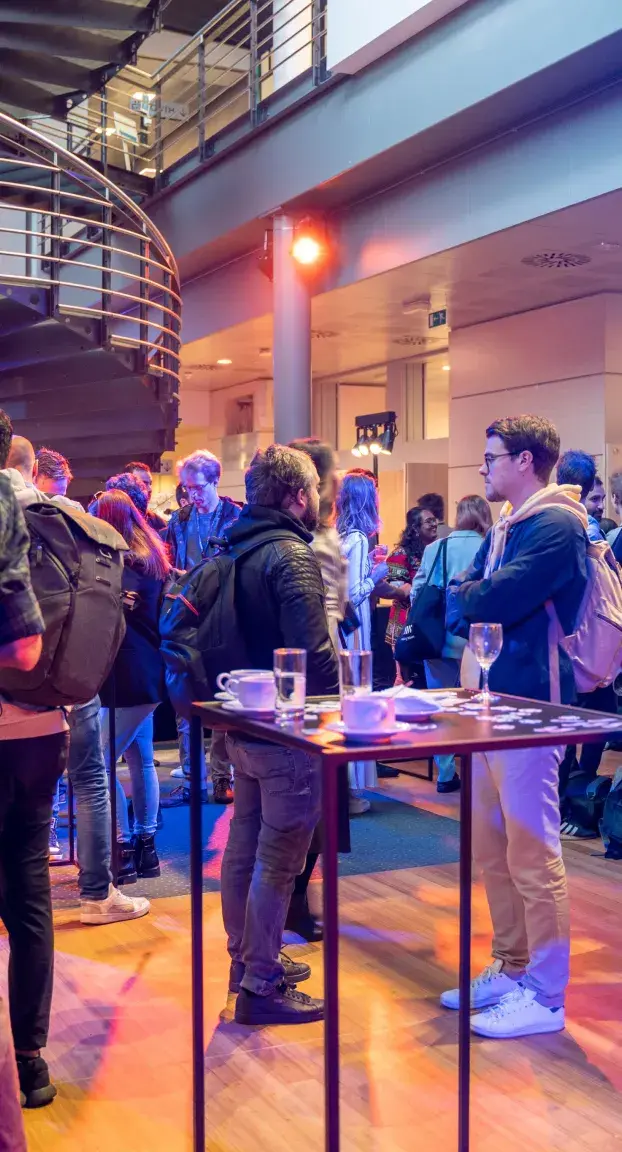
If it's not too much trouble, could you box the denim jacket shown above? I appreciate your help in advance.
[164,496,241,570]
[411,531,484,660]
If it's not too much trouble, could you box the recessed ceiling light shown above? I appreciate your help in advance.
[216,358,232,366]
[595,240,621,252]
[442,364,451,372]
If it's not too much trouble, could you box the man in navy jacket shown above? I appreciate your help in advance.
[443,415,588,1039]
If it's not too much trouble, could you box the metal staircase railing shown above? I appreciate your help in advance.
[22,0,328,186]
[0,110,181,391]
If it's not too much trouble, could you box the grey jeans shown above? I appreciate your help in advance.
[177,717,231,784]
[221,735,321,996]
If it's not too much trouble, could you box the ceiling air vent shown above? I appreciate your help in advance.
[521,252,591,269]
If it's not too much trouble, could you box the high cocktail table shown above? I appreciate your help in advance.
[188,690,620,1152]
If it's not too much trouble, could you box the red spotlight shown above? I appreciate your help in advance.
[291,216,326,268]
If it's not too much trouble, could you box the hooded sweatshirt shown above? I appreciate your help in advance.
[447,484,589,703]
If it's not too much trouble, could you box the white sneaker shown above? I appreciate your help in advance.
[170,766,185,778]
[80,884,150,925]
[349,794,371,815]
[470,984,565,1038]
[440,959,518,1010]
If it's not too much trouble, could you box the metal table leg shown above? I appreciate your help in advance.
[190,714,205,1152]
[322,755,340,1152]
[68,776,75,865]
[109,700,117,884]
[458,753,472,1152]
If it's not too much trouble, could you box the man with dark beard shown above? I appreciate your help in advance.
[219,444,338,1026]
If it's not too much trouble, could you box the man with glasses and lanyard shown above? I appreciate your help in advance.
[444,415,588,1039]
[164,450,241,805]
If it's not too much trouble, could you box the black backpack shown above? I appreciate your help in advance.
[0,502,127,707]
[160,532,293,720]
[600,774,622,858]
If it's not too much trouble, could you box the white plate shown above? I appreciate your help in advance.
[220,700,275,719]
[325,720,412,743]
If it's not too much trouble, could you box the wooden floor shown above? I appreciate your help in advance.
[7,770,622,1152]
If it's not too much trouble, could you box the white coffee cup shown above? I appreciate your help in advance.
[236,674,277,710]
[342,694,396,731]
[217,669,263,697]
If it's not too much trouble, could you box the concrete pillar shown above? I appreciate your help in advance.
[447,295,622,514]
[272,213,312,443]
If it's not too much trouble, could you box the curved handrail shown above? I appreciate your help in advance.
[0,111,182,388]
[0,110,178,277]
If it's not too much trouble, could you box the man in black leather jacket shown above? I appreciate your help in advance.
[220,444,338,1026]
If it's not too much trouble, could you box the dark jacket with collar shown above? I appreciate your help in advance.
[224,505,339,696]
[446,508,588,703]
[165,496,241,570]
[100,560,167,708]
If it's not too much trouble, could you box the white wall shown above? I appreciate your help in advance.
[327,0,471,73]
[448,295,616,510]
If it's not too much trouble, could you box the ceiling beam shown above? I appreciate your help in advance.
[0,1,153,33]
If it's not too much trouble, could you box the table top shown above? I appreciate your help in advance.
[192,690,621,765]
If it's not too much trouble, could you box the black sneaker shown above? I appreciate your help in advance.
[560,820,598,840]
[16,1055,56,1108]
[235,983,324,1025]
[228,951,311,994]
[160,784,208,807]
[437,774,461,794]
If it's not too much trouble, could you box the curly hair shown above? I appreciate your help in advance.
[105,471,149,516]
[398,507,427,563]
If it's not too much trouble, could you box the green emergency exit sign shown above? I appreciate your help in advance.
[428,309,447,328]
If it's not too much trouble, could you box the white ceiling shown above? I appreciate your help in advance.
[180,188,622,392]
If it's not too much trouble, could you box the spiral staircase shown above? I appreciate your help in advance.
[0,110,181,499]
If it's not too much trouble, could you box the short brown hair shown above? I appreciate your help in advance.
[485,415,560,482]
[455,494,492,536]
[36,447,73,484]
[245,444,318,508]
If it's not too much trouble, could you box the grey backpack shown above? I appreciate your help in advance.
[0,502,127,707]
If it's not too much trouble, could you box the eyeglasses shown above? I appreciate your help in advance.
[482,451,517,470]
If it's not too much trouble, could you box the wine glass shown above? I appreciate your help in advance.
[468,623,503,707]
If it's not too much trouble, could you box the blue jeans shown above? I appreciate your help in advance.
[221,735,321,996]
[424,658,461,783]
[100,705,159,840]
[68,697,112,901]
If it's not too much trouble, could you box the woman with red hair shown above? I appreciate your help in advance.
[90,490,171,883]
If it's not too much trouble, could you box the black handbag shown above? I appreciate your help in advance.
[394,539,449,664]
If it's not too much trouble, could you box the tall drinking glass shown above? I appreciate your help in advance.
[469,623,503,707]
[274,648,307,719]
[339,650,373,699]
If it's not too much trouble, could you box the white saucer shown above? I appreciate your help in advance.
[325,720,411,743]
[215,690,234,702]
[220,700,275,719]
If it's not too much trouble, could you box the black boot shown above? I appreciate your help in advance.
[285,892,323,942]
[16,1054,56,1109]
[116,841,137,885]
[133,833,160,879]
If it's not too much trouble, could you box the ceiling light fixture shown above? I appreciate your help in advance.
[352,411,398,461]
[216,358,232,366]
[442,364,451,372]
[291,216,327,267]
